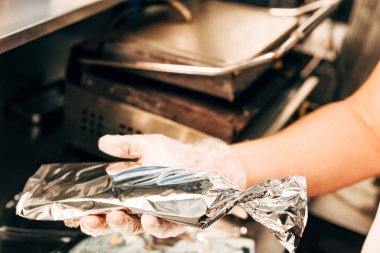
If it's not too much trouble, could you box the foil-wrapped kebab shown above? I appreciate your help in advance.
[16,162,307,252]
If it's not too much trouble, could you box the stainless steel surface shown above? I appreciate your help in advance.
[82,53,277,76]
[262,76,319,136]
[300,57,322,78]
[166,0,193,22]
[237,73,319,141]
[70,53,314,146]
[92,0,297,75]
[17,162,307,253]
[294,1,339,39]
[294,19,347,62]
[336,0,380,99]
[269,0,340,16]
[106,1,297,66]
[0,226,78,241]
[0,0,125,54]
[65,84,209,156]
[79,72,258,142]
[83,0,339,76]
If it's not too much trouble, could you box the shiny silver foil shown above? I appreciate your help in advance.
[16,162,307,253]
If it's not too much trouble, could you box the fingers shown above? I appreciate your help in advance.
[80,215,112,237]
[105,162,139,175]
[64,219,80,228]
[106,210,143,235]
[141,214,186,238]
[98,135,144,159]
[80,213,185,238]
[79,211,142,237]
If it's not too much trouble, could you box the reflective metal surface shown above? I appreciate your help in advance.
[269,0,340,17]
[0,0,125,53]
[17,162,307,252]
[91,1,298,75]
[65,84,209,156]
[83,0,340,76]
[262,76,319,136]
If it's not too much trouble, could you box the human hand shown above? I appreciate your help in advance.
[76,134,246,238]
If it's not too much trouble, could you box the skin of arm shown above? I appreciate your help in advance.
[231,61,380,196]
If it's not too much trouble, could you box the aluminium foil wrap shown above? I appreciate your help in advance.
[16,162,307,252]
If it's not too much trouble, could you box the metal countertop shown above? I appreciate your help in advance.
[0,0,125,54]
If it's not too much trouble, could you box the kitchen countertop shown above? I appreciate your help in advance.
[0,0,125,54]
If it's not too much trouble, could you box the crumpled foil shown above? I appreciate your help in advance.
[16,162,307,253]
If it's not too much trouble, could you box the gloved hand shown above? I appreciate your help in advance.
[75,134,247,238]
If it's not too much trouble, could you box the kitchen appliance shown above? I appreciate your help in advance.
[66,52,314,155]
[81,0,340,101]
[65,0,338,154]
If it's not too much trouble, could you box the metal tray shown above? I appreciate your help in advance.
[82,0,340,101]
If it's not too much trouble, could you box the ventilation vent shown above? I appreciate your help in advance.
[80,108,143,137]
[80,109,104,137]
[117,123,143,135]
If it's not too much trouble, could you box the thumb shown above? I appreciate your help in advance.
[98,135,145,159]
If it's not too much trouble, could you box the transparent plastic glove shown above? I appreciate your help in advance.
[77,134,247,238]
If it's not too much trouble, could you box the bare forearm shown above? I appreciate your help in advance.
[232,78,380,196]
[232,62,380,196]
